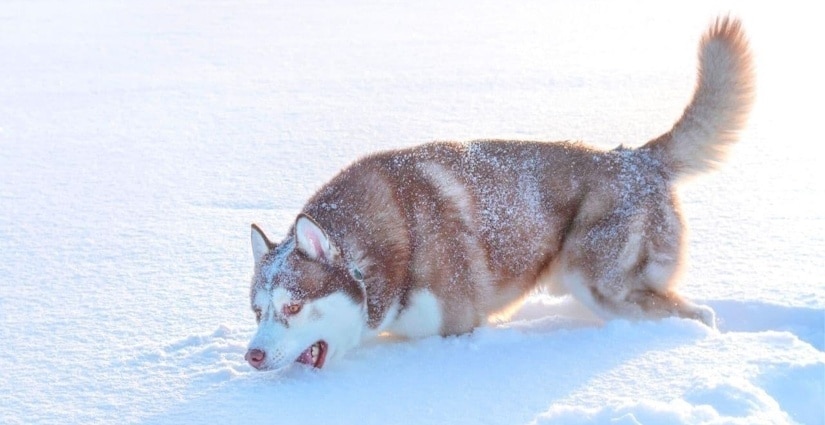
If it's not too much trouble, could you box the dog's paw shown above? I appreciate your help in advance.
[694,304,717,329]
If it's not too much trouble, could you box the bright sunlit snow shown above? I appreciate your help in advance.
[1,1,823,424]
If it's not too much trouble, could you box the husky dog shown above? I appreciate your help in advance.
[245,17,754,371]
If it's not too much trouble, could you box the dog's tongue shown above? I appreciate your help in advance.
[295,347,314,365]
[295,341,326,368]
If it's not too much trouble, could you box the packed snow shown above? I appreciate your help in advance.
[1,0,823,424]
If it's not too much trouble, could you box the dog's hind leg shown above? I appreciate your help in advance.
[556,255,717,328]
[555,213,716,328]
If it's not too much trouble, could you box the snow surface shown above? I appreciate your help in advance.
[1,0,823,424]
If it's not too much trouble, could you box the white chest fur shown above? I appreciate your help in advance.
[388,289,443,338]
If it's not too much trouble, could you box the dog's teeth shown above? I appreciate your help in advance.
[311,344,319,359]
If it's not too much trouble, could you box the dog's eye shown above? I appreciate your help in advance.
[283,302,302,316]
[253,309,262,322]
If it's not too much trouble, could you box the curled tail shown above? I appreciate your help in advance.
[644,17,755,179]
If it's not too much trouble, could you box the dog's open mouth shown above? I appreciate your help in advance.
[295,340,327,368]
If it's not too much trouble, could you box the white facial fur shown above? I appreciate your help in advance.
[248,289,367,371]
[249,218,364,370]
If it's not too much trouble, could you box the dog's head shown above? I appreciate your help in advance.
[245,214,367,371]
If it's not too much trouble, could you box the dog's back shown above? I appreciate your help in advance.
[303,141,591,333]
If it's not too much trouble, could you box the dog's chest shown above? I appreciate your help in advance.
[386,289,443,338]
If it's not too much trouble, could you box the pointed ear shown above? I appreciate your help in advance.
[251,223,274,265]
[295,213,337,262]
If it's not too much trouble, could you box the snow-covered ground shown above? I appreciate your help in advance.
[1,0,823,424]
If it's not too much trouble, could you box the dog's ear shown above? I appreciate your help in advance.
[251,223,275,265]
[295,213,338,262]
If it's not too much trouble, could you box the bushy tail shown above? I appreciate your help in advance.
[644,17,755,179]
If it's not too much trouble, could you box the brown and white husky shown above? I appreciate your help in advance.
[245,17,754,371]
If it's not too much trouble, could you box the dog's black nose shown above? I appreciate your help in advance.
[245,348,266,369]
